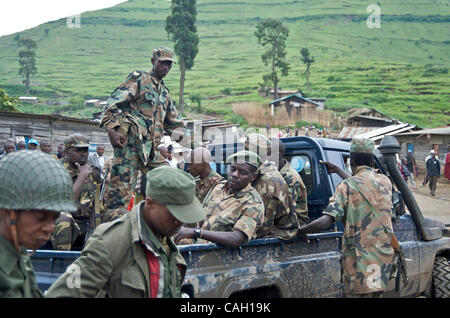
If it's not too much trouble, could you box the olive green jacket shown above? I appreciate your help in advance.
[0,235,43,298]
[45,202,187,298]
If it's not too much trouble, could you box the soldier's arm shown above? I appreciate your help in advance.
[100,72,140,131]
[163,95,184,136]
[45,234,113,298]
[270,200,299,240]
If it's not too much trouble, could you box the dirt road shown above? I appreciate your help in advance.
[409,176,450,225]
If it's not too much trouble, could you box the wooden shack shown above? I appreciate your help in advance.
[0,111,112,156]
[268,94,320,117]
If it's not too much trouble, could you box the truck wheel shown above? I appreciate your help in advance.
[431,256,450,298]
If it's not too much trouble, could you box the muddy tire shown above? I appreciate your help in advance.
[431,255,450,298]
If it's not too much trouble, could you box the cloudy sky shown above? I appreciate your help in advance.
[0,0,127,37]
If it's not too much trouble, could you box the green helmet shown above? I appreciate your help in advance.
[0,150,77,212]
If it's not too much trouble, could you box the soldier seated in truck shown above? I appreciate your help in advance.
[174,150,264,248]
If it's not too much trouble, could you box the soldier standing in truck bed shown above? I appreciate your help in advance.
[99,47,185,214]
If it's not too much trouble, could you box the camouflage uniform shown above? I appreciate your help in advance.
[195,169,223,204]
[253,161,299,240]
[323,138,395,296]
[279,159,309,225]
[100,47,184,211]
[185,180,264,244]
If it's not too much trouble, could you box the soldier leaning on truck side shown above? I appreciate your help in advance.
[175,150,264,247]
[277,139,309,226]
[45,167,205,298]
[188,147,223,204]
[245,133,299,240]
[99,46,185,215]
[297,138,396,298]
[0,151,77,297]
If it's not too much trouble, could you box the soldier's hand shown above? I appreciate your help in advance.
[174,227,193,244]
[76,162,92,179]
[297,228,310,243]
[107,128,127,148]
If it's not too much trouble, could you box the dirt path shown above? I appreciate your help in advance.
[409,176,450,225]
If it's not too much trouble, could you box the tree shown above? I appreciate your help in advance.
[0,89,21,112]
[18,38,37,95]
[300,48,315,91]
[254,19,290,101]
[165,0,199,115]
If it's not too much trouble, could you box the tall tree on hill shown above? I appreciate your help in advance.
[18,38,37,95]
[254,19,290,101]
[300,47,314,91]
[165,0,199,115]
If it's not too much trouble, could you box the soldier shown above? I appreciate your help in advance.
[100,46,185,213]
[46,166,205,298]
[277,139,309,225]
[188,147,223,203]
[297,138,396,298]
[175,150,264,247]
[50,134,122,250]
[245,133,299,240]
[0,151,76,297]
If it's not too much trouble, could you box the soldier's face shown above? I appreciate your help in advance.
[227,163,255,191]
[143,198,182,237]
[152,58,172,80]
[16,210,60,249]
[67,147,89,166]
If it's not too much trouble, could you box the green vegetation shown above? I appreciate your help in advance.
[0,0,448,127]
[0,89,21,112]
[18,38,37,95]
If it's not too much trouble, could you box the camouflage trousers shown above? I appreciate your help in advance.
[344,291,383,298]
[51,209,127,250]
[104,132,168,212]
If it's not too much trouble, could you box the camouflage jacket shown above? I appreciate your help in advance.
[323,166,395,294]
[279,159,309,225]
[252,161,299,240]
[199,180,265,243]
[195,169,223,204]
[63,159,101,219]
[100,70,184,165]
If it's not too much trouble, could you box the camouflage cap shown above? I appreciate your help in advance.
[350,138,375,154]
[0,151,77,212]
[152,46,176,63]
[64,134,90,151]
[245,133,271,152]
[226,150,261,169]
[146,166,205,224]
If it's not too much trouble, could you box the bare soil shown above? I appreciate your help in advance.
[409,176,450,225]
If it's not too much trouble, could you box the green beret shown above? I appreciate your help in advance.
[226,150,261,168]
[351,138,374,154]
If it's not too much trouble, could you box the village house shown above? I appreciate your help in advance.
[268,94,321,117]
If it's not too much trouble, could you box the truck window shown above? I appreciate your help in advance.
[290,155,314,195]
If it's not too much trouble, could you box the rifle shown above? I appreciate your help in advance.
[84,167,110,247]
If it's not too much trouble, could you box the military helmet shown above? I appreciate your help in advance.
[0,151,77,212]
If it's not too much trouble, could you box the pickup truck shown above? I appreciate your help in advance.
[31,135,450,297]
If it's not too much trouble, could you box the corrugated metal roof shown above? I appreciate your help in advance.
[395,126,450,136]
[269,94,320,107]
[352,123,417,141]
[337,126,379,139]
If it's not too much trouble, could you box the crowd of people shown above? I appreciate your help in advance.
[0,46,446,299]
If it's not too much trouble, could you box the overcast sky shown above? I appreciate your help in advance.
[0,0,127,37]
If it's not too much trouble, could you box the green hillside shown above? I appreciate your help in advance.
[0,0,449,127]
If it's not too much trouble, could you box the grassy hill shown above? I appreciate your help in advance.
[0,0,448,127]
